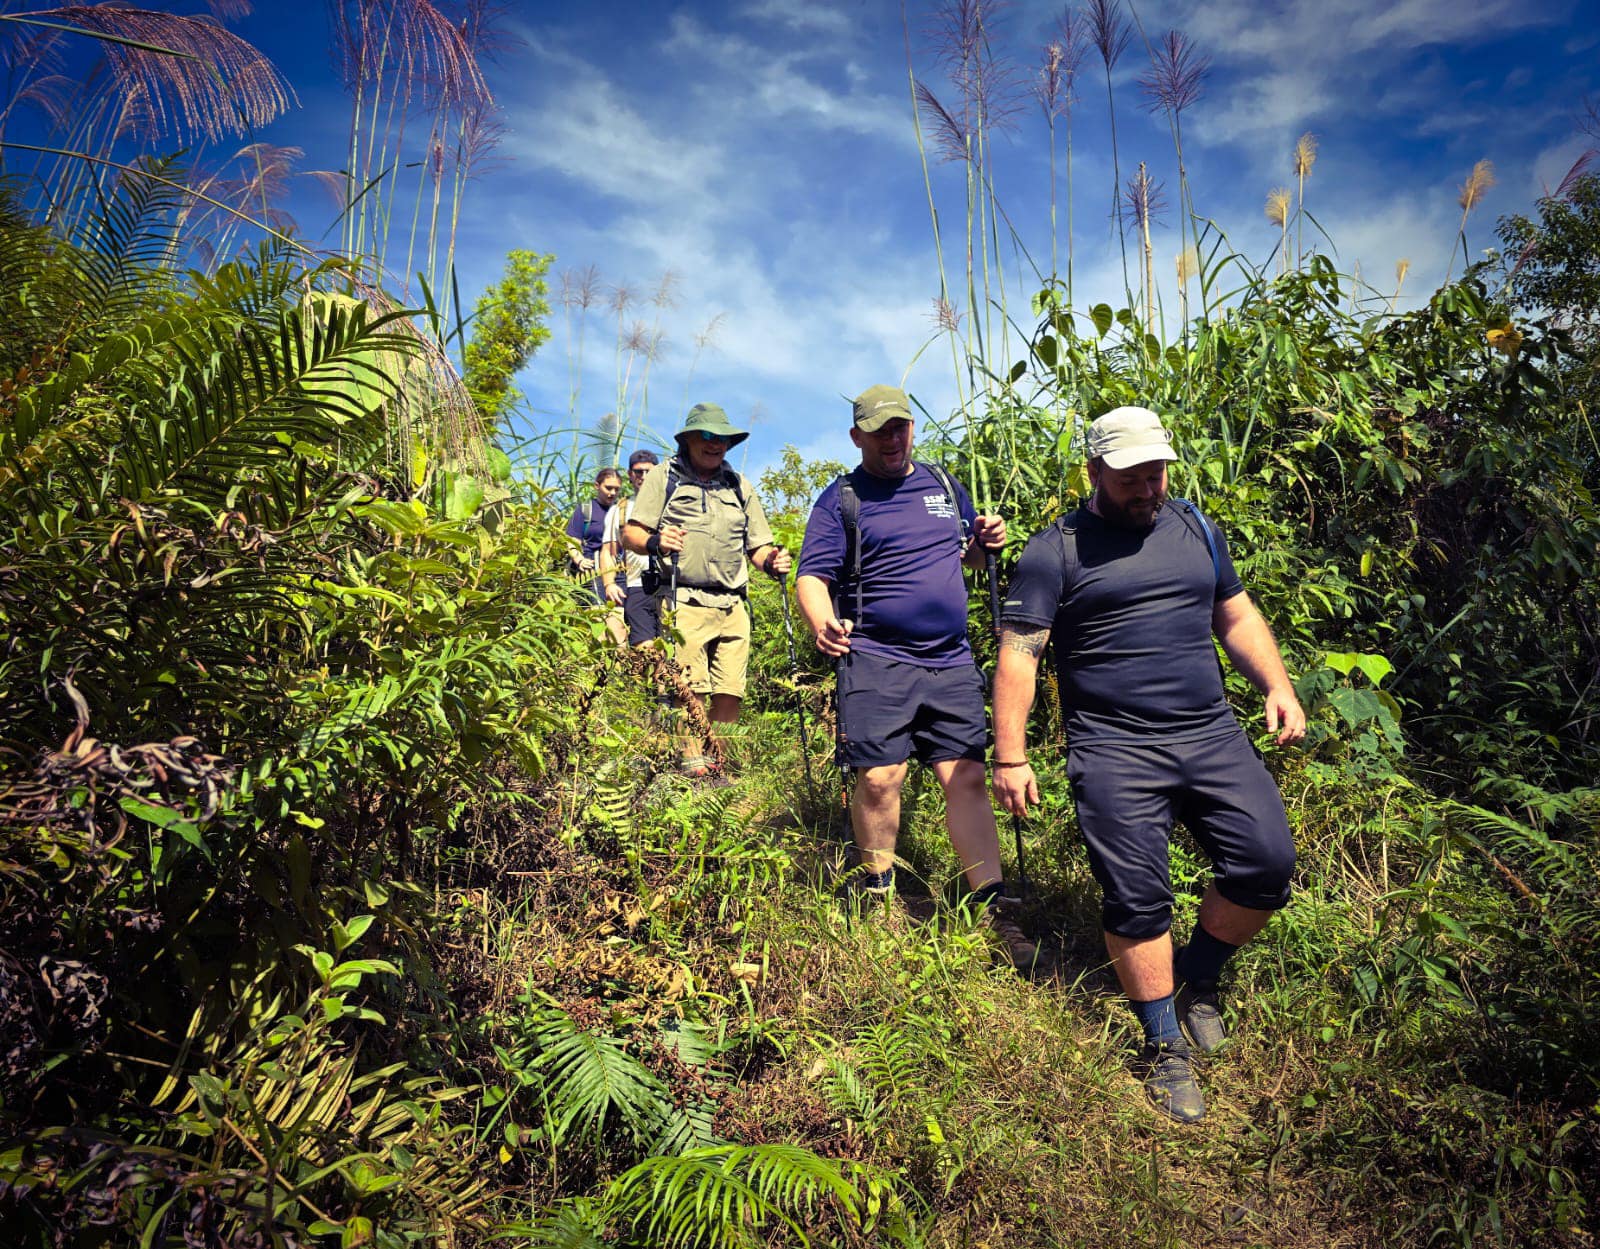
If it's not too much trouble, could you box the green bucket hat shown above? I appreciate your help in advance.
[675,402,749,449]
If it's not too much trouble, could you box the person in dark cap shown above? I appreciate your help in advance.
[993,405,1305,1124]
[794,385,1039,973]
[623,404,790,779]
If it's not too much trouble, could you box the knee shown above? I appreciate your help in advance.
[1104,899,1174,941]
[939,759,987,798]
[855,765,907,805]
[1221,829,1296,909]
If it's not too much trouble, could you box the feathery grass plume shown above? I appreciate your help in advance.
[926,0,1024,140]
[1293,131,1318,178]
[1175,245,1197,327]
[932,294,964,333]
[1088,0,1133,298]
[1265,188,1290,226]
[1138,30,1209,117]
[683,312,725,407]
[30,5,295,145]
[1446,158,1495,283]
[1124,163,1164,331]
[561,264,602,445]
[914,82,972,164]
[1389,257,1410,312]
[1139,29,1208,311]
[1459,159,1496,213]
[1266,186,1290,274]
[1036,9,1088,293]
[1293,131,1317,264]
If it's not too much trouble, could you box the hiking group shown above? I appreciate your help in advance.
[599,389,1305,1124]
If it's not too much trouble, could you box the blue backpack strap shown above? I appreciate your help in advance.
[1167,497,1222,584]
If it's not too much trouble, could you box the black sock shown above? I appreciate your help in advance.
[1176,925,1240,988]
[969,881,1005,907]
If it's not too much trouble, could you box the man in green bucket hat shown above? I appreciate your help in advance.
[624,403,791,779]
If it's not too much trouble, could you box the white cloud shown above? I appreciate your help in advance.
[736,0,854,38]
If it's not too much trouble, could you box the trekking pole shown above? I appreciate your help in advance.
[772,564,815,795]
[986,541,1031,901]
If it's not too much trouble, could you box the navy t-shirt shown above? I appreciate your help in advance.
[798,464,976,668]
[1001,502,1246,742]
[565,497,611,560]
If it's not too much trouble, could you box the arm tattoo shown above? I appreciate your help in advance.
[1000,626,1049,658]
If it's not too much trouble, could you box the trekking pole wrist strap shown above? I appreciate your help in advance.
[646,533,663,557]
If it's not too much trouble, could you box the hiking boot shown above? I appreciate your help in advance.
[1135,1039,1206,1123]
[978,894,1043,975]
[1173,966,1227,1055]
[680,756,731,787]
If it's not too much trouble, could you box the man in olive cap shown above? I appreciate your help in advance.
[795,385,1039,973]
[993,405,1305,1123]
[624,404,790,778]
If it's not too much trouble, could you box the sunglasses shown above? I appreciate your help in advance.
[697,431,729,443]
[629,466,651,476]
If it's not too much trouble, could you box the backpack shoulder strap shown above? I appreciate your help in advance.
[1167,497,1222,583]
[834,471,862,624]
[917,461,968,548]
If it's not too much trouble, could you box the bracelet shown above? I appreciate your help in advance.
[991,760,1029,769]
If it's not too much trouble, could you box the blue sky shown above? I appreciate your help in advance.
[6,0,1597,485]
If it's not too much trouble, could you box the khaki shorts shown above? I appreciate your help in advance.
[671,599,751,697]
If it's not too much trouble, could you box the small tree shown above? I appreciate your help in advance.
[462,249,555,429]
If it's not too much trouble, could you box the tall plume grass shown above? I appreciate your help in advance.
[1446,158,1495,283]
[1035,7,1086,297]
[1293,130,1317,266]
[1088,0,1133,300]
[1138,29,1209,310]
[1266,187,1290,275]
[1123,162,1165,331]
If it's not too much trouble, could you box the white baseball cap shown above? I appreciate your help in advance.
[1086,406,1178,469]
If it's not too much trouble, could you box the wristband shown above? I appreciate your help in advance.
[646,533,662,557]
[991,760,1029,769]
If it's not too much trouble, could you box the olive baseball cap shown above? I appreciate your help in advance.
[851,385,913,433]
[675,402,749,448]
[1086,406,1178,469]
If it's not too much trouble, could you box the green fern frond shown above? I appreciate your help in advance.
[510,1197,608,1249]
[531,1009,668,1147]
[607,1143,878,1249]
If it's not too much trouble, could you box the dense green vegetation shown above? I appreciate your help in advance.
[3,6,1598,1248]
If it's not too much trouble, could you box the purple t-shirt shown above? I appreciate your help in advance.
[565,497,612,560]
[798,463,976,667]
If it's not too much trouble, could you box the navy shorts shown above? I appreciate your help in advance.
[623,586,661,645]
[1067,729,1295,938]
[837,651,988,769]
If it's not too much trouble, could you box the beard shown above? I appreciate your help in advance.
[1095,487,1168,530]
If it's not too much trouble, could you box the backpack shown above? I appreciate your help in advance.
[1052,496,1220,582]
[831,461,965,626]
[640,460,749,594]
[1048,497,1226,682]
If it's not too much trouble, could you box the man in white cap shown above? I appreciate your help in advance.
[991,406,1305,1123]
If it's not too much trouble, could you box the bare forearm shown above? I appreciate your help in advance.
[621,521,651,556]
[795,575,835,636]
[993,629,1047,759]
[1217,601,1294,697]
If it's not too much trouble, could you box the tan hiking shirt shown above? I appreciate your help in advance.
[629,458,774,606]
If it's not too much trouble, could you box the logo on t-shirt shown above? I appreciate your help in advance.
[924,492,956,519]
